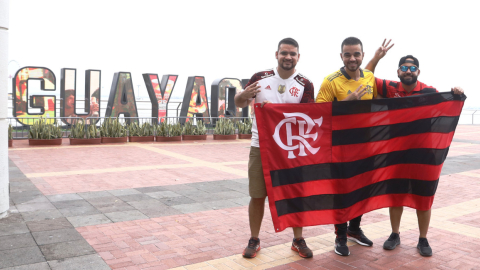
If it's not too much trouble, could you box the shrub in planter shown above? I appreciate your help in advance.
[128,122,154,142]
[213,118,236,140]
[8,124,12,147]
[100,117,127,143]
[156,122,182,141]
[182,120,207,140]
[69,120,101,145]
[237,118,253,139]
[28,117,63,145]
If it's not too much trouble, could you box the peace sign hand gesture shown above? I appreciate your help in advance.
[344,84,367,101]
[374,39,394,60]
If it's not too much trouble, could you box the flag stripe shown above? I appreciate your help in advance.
[332,101,464,130]
[332,92,464,116]
[332,116,459,146]
[271,148,448,187]
[276,194,434,227]
[275,178,439,217]
[271,164,441,200]
[332,132,454,162]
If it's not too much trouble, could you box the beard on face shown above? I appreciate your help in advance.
[345,60,360,72]
[399,74,418,85]
[280,61,295,71]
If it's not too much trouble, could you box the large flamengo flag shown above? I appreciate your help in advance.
[255,92,466,232]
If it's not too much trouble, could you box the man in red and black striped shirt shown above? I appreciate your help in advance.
[366,43,464,257]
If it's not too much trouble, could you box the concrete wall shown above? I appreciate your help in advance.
[0,0,10,218]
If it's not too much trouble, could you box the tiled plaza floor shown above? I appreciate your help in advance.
[2,125,480,269]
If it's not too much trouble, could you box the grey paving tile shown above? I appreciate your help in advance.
[0,246,45,268]
[95,201,135,214]
[12,196,49,205]
[46,194,83,202]
[145,190,182,199]
[171,188,205,197]
[84,196,121,206]
[230,178,249,184]
[162,184,198,192]
[215,190,247,199]
[57,206,101,217]
[186,192,225,203]
[16,202,56,213]
[172,203,212,214]
[32,228,83,245]
[26,218,73,232]
[157,196,196,206]
[105,210,148,222]
[128,199,167,211]
[228,196,251,206]
[10,191,44,204]
[48,254,110,270]
[0,213,24,224]
[187,184,233,193]
[77,191,111,200]
[202,200,242,210]
[0,233,37,251]
[39,239,95,261]
[21,209,64,222]
[135,186,167,193]
[51,200,91,209]
[117,193,152,202]
[141,207,184,218]
[66,214,112,227]
[3,262,51,270]
[107,189,141,196]
[0,222,30,236]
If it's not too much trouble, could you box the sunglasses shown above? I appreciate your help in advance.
[399,65,418,72]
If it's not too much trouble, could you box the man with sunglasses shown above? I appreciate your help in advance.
[365,48,464,257]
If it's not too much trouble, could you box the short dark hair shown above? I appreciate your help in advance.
[278,38,299,52]
[341,37,363,52]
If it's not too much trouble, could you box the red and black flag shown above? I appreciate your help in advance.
[255,92,466,232]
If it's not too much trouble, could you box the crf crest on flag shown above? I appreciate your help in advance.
[254,92,466,232]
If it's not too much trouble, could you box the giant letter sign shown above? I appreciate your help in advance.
[105,72,139,123]
[143,74,178,123]
[60,68,101,124]
[180,76,210,124]
[13,67,56,125]
[241,79,253,118]
[211,78,244,121]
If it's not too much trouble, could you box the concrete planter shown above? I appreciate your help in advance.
[182,135,207,141]
[70,138,102,145]
[29,138,62,146]
[156,136,182,142]
[238,134,252,139]
[129,136,155,142]
[213,134,236,140]
[8,140,12,147]
[101,137,128,143]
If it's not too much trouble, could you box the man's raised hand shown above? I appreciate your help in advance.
[374,39,394,60]
[344,84,367,101]
[242,82,261,100]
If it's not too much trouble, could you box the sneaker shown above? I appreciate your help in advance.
[347,228,373,246]
[291,237,313,258]
[383,232,401,250]
[334,237,350,256]
[417,238,432,257]
[242,237,260,258]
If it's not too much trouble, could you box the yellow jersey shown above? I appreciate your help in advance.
[316,67,377,102]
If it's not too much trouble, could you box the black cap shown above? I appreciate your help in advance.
[399,55,419,67]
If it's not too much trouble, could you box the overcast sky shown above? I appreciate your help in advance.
[8,0,479,109]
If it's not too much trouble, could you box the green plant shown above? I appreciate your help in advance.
[100,117,126,138]
[86,124,100,139]
[128,122,154,137]
[156,122,182,137]
[28,117,63,139]
[69,120,86,139]
[237,118,253,134]
[8,124,12,140]
[214,118,235,135]
[183,120,207,136]
[196,120,206,135]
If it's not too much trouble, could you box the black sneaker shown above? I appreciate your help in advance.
[291,237,313,258]
[417,238,432,257]
[383,232,401,250]
[334,237,350,256]
[347,228,373,246]
[242,237,260,258]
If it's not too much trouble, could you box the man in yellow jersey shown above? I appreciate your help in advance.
[316,37,393,257]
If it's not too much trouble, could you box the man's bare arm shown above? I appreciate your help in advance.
[365,39,394,73]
